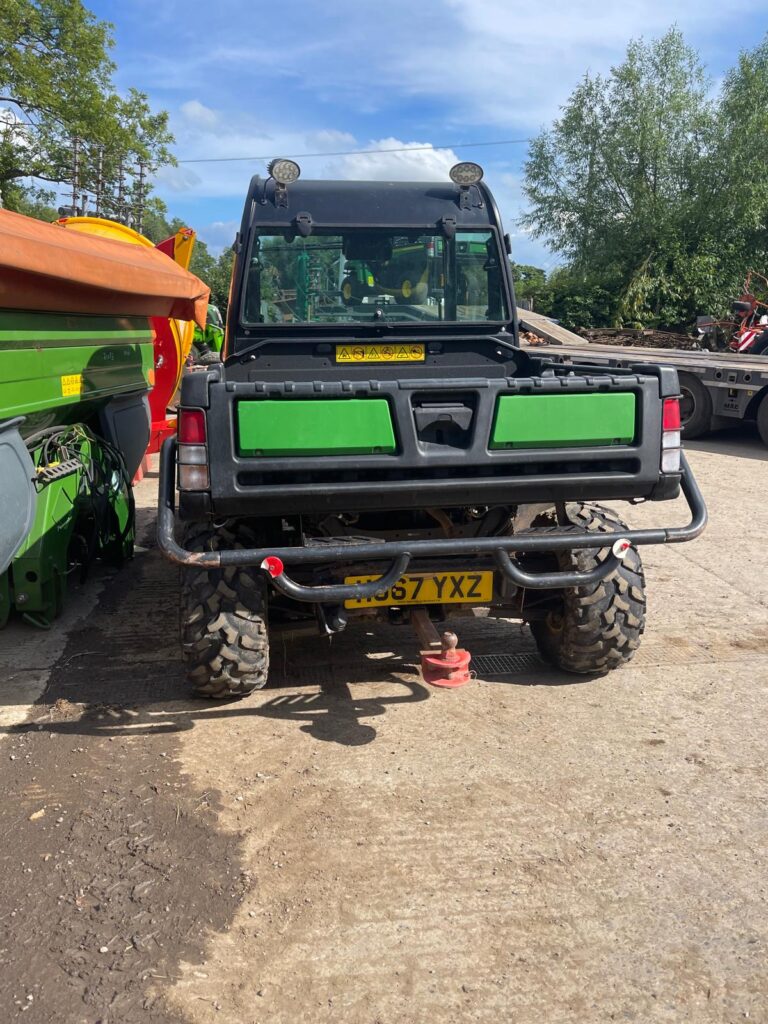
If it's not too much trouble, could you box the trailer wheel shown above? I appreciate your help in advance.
[678,373,712,439]
[527,503,646,676]
[180,521,269,699]
[757,394,768,448]
[189,344,221,366]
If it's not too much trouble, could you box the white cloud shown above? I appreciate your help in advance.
[153,106,461,200]
[180,99,219,129]
[324,139,460,181]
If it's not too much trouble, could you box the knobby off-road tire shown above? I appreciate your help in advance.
[180,522,269,698]
[528,503,646,676]
[189,344,221,366]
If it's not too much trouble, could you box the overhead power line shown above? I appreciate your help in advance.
[177,137,530,165]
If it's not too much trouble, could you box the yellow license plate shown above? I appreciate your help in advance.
[344,570,494,609]
[335,342,425,364]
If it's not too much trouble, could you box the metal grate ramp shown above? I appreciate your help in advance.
[471,652,544,676]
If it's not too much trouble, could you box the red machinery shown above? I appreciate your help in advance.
[57,218,202,469]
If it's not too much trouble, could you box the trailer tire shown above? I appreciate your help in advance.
[678,373,712,439]
[528,503,646,676]
[180,521,269,699]
[189,344,221,366]
[757,394,768,448]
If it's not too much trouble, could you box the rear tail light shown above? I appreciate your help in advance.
[662,398,681,431]
[179,408,207,444]
[178,408,209,490]
[178,464,210,490]
[661,398,681,473]
[177,444,207,465]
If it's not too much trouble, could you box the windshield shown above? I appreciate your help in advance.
[241,229,508,325]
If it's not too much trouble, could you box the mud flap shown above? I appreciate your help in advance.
[0,418,37,576]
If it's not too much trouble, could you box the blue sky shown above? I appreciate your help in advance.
[88,0,767,267]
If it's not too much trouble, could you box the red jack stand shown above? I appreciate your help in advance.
[412,609,472,688]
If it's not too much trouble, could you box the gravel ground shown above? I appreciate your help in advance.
[0,428,766,1024]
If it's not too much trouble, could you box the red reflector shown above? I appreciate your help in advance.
[179,409,206,444]
[261,556,284,578]
[663,398,681,431]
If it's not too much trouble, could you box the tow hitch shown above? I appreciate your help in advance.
[411,609,472,688]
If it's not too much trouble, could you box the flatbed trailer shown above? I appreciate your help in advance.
[520,310,768,445]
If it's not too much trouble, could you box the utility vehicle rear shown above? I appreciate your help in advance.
[158,160,706,697]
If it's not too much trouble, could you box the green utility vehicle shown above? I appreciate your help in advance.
[158,159,706,698]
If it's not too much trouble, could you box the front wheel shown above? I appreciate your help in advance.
[527,503,646,675]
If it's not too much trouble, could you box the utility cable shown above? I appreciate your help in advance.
[177,137,530,164]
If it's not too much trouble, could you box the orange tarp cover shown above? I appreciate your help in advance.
[0,208,209,327]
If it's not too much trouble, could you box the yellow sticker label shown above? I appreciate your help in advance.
[335,343,425,363]
[60,373,83,397]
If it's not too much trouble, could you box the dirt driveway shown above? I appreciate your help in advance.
[0,431,766,1024]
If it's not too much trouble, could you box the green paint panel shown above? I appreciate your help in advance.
[237,399,396,456]
[0,311,153,426]
[490,392,636,449]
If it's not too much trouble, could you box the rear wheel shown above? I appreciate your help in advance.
[527,503,646,675]
[189,344,221,366]
[180,521,269,698]
[756,393,768,448]
[678,373,712,439]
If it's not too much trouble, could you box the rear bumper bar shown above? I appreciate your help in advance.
[157,438,707,603]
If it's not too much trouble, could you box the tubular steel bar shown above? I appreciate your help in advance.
[157,438,707,598]
[493,547,625,590]
[267,553,411,604]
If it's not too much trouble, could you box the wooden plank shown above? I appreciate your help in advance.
[519,309,588,346]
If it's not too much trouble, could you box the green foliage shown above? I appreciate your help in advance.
[510,261,552,311]
[0,0,173,217]
[209,249,234,310]
[545,269,616,328]
[522,28,768,330]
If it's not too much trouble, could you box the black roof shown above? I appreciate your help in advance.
[242,176,501,231]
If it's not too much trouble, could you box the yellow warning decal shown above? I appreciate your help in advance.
[335,343,425,363]
[60,373,83,397]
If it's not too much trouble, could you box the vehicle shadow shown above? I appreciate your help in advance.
[3,634,593,749]
[3,624,595,748]
[3,643,434,747]
[0,520,590,747]
[686,423,767,462]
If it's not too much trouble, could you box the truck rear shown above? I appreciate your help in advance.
[158,160,706,697]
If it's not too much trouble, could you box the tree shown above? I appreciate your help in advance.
[522,29,723,328]
[209,249,234,310]
[510,262,551,311]
[0,0,173,219]
[708,38,768,284]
